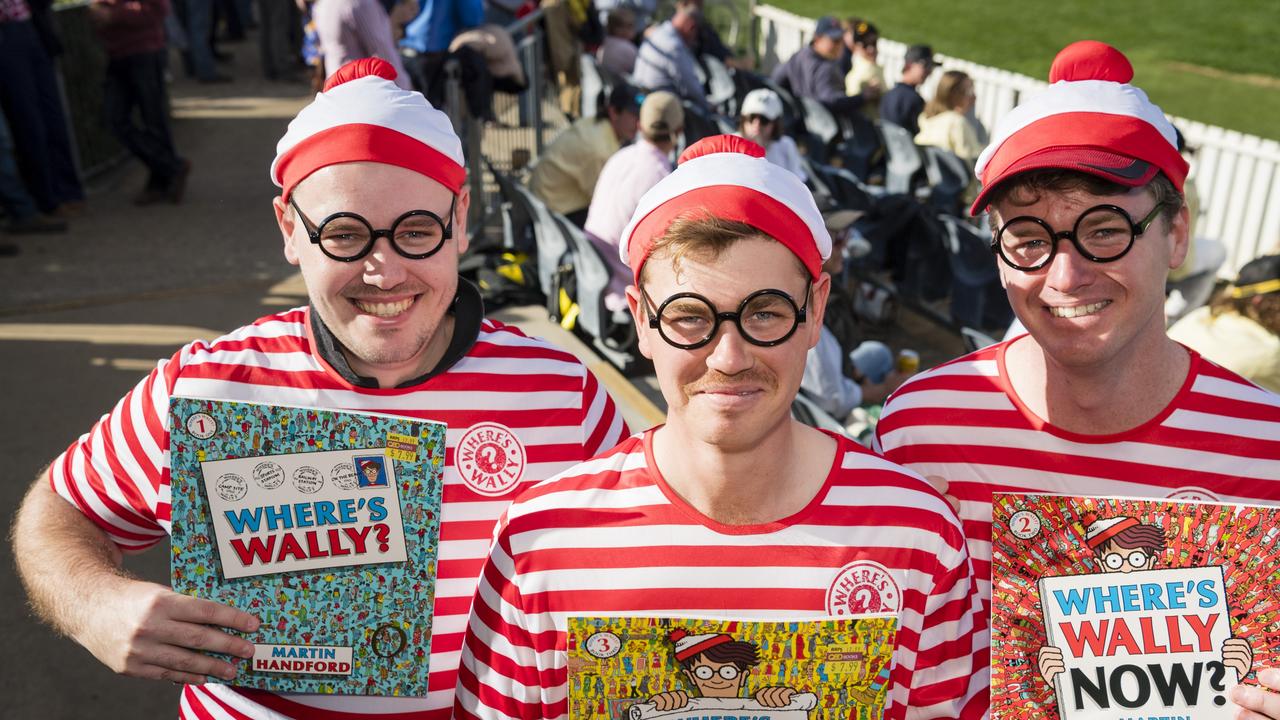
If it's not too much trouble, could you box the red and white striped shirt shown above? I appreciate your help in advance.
[875,339,1280,608]
[455,430,989,720]
[49,303,627,720]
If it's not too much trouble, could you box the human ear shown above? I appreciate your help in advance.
[1166,204,1190,271]
[626,284,655,360]
[274,195,301,266]
[806,273,832,349]
[453,188,471,255]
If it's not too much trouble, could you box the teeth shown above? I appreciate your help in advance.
[354,298,413,317]
[1049,301,1110,318]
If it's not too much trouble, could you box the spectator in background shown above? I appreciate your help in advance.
[179,0,230,82]
[299,0,325,90]
[91,0,192,205]
[0,111,66,235]
[0,0,87,216]
[880,44,935,135]
[843,18,884,119]
[594,0,653,34]
[631,4,705,106]
[802,222,906,423]
[530,85,640,226]
[736,88,803,181]
[259,0,300,80]
[450,24,527,94]
[584,90,683,310]
[915,70,982,165]
[400,0,484,108]
[541,0,586,117]
[597,7,636,76]
[312,0,410,88]
[770,16,874,119]
[1169,254,1280,393]
[676,0,743,69]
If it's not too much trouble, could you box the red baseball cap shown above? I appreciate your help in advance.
[971,41,1188,215]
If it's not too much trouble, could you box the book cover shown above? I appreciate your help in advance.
[990,492,1280,719]
[168,396,446,696]
[566,615,898,720]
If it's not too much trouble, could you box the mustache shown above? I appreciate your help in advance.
[683,368,778,394]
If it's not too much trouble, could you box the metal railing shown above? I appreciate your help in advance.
[53,1,127,180]
[753,3,1280,276]
[442,7,570,243]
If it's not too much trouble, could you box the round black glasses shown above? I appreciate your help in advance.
[641,283,810,350]
[992,203,1168,272]
[290,197,456,262]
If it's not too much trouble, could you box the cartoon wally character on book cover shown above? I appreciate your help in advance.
[990,493,1280,720]
[566,616,896,720]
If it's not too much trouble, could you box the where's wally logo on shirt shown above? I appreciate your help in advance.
[1167,487,1220,502]
[457,422,526,497]
[826,561,901,616]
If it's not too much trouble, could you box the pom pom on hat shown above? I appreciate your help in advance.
[971,41,1188,215]
[271,58,465,200]
[1048,40,1133,83]
[619,135,831,283]
[323,57,399,90]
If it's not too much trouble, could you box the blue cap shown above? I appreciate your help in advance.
[814,16,843,39]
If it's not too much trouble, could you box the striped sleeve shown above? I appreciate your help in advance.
[455,519,560,720]
[580,367,628,457]
[48,345,189,551]
[904,532,989,720]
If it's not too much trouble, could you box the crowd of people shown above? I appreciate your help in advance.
[5,2,1280,720]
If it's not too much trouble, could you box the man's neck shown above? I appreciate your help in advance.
[1005,330,1190,435]
[651,419,836,526]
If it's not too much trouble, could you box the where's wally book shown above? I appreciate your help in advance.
[566,615,897,720]
[168,397,446,696]
[990,492,1280,719]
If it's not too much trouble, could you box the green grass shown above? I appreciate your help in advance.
[756,0,1280,141]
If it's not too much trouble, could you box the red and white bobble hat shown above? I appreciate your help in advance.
[971,40,1189,215]
[668,629,733,662]
[270,58,465,200]
[1083,515,1141,549]
[618,134,831,284]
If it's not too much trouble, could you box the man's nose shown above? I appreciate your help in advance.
[361,238,409,288]
[703,322,755,375]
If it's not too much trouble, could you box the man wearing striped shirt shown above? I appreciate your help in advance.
[875,41,1280,717]
[455,135,988,720]
[11,58,626,720]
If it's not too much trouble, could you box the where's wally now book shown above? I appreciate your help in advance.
[566,615,897,720]
[168,397,446,696]
[990,493,1280,719]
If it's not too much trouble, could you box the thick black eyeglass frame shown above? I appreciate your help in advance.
[289,197,456,262]
[991,202,1168,272]
[640,282,811,350]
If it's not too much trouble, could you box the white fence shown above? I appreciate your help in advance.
[754,4,1280,276]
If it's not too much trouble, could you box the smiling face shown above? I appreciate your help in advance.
[1095,539,1157,574]
[627,236,829,452]
[274,162,470,386]
[684,657,746,698]
[991,184,1187,373]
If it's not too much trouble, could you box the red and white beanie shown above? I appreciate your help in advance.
[619,135,831,284]
[668,629,733,662]
[1083,515,1141,549]
[971,41,1189,215]
[270,58,465,200]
